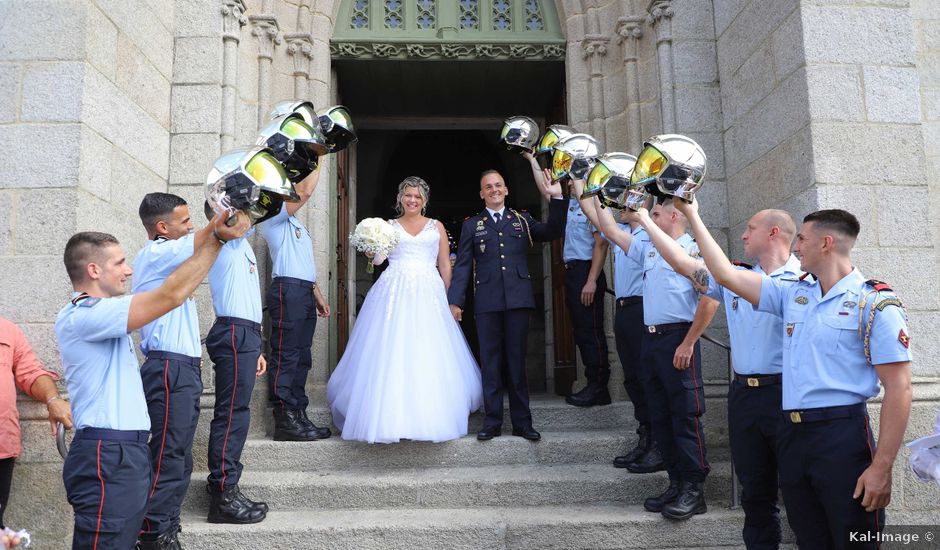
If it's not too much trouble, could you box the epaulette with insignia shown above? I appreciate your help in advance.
[865,279,893,292]
[732,261,754,270]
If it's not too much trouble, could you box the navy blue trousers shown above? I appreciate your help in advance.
[640,328,709,482]
[475,309,532,430]
[139,352,202,536]
[778,406,884,550]
[63,429,151,550]
[266,277,317,411]
[563,260,610,384]
[614,299,649,424]
[728,379,782,550]
[205,318,260,491]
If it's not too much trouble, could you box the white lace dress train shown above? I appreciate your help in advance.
[326,219,483,443]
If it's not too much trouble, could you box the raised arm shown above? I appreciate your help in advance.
[674,199,763,305]
[286,164,321,216]
[569,179,633,252]
[436,221,453,290]
[635,209,705,290]
[523,151,563,200]
[127,211,249,332]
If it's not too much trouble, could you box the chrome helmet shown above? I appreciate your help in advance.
[499,115,540,154]
[269,100,319,128]
[630,134,706,201]
[256,113,328,183]
[317,105,358,152]
[582,153,639,210]
[205,146,297,225]
[534,124,576,170]
[551,133,600,183]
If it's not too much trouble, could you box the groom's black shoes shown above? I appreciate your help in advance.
[511,426,541,441]
[477,426,501,440]
[273,408,330,441]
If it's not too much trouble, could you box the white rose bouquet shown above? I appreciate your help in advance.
[349,217,399,272]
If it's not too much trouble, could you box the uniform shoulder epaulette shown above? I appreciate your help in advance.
[463,215,472,221]
[71,293,100,307]
[799,272,815,282]
[732,260,753,270]
[864,279,893,292]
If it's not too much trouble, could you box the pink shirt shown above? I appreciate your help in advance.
[1,318,59,459]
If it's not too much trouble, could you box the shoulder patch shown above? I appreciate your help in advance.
[732,260,754,270]
[463,215,471,221]
[875,297,903,311]
[865,279,893,292]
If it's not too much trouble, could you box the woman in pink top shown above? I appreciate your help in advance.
[0,316,72,529]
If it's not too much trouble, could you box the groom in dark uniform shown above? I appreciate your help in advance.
[449,169,567,441]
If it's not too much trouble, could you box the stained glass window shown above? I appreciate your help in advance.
[493,0,511,30]
[525,0,543,30]
[385,0,403,29]
[350,0,369,29]
[416,0,436,29]
[459,0,479,30]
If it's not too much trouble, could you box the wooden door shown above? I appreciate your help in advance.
[335,149,351,355]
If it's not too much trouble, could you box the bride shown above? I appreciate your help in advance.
[327,176,483,443]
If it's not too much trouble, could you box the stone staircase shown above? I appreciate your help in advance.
[176,393,772,549]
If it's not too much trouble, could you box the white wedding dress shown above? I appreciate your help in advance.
[327,218,483,443]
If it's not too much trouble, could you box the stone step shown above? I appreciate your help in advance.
[232,428,660,470]
[182,462,735,512]
[177,504,791,549]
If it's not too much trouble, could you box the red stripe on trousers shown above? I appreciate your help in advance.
[220,324,239,491]
[148,360,171,499]
[274,282,285,409]
[690,356,707,471]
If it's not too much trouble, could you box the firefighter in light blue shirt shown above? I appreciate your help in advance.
[132,193,218,548]
[258,167,332,442]
[56,213,247,550]
[678,200,913,550]
[641,206,802,549]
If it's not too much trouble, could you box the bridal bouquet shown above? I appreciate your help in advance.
[350,217,399,272]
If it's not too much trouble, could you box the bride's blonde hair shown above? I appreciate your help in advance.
[395,176,430,216]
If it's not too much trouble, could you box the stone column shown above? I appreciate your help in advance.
[582,35,609,146]
[221,0,247,151]
[249,13,282,129]
[616,15,644,152]
[286,34,314,99]
[647,0,674,133]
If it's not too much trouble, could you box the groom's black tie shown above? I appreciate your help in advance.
[493,212,501,225]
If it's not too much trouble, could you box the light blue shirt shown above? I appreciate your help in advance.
[131,234,201,358]
[628,233,700,325]
[485,206,506,224]
[612,224,646,299]
[54,293,150,431]
[705,255,802,375]
[208,235,262,323]
[563,198,597,262]
[758,268,913,410]
[258,203,316,282]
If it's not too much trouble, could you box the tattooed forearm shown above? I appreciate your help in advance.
[690,268,710,294]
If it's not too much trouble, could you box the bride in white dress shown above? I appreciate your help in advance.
[327,176,483,443]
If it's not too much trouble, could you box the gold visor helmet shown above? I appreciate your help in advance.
[205,146,298,226]
[317,105,358,153]
[269,100,319,128]
[256,113,328,184]
[630,134,706,201]
[534,125,576,171]
[551,133,600,183]
[582,153,640,210]
[499,115,540,154]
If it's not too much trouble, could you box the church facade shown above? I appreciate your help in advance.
[2,0,940,544]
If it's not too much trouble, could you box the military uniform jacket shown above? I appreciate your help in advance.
[448,198,567,314]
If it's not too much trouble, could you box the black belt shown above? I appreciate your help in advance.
[564,260,591,269]
[645,322,691,334]
[616,296,642,307]
[74,428,150,443]
[783,403,867,424]
[215,316,261,331]
[274,276,315,288]
[146,350,201,367]
[733,373,782,388]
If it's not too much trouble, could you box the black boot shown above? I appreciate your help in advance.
[235,486,269,514]
[565,381,612,407]
[614,424,651,468]
[136,528,182,550]
[661,480,707,520]
[299,409,332,440]
[273,408,324,441]
[626,440,665,473]
[643,477,681,513]
[207,484,266,524]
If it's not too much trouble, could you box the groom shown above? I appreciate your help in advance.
[449,169,567,441]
